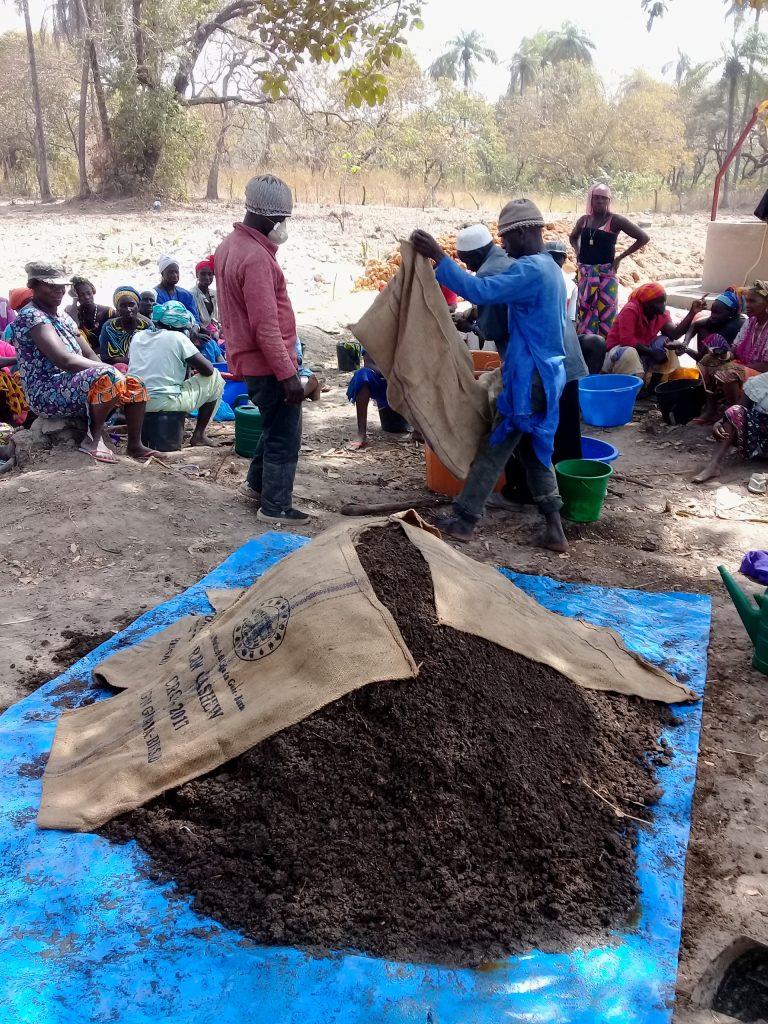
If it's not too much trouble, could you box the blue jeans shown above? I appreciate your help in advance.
[244,376,302,515]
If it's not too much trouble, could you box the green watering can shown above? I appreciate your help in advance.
[719,566,768,676]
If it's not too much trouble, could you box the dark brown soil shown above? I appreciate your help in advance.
[102,523,672,966]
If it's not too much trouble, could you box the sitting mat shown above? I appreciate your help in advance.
[0,534,711,1024]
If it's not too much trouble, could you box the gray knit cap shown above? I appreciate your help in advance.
[244,174,293,218]
[497,199,544,236]
[545,239,568,255]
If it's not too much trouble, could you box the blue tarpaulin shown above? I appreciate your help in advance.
[0,532,711,1023]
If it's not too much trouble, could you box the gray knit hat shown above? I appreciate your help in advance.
[545,239,568,255]
[497,199,544,236]
[244,174,293,218]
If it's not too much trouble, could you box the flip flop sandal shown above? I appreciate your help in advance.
[79,445,119,464]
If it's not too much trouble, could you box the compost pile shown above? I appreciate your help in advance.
[354,221,702,292]
[103,524,673,966]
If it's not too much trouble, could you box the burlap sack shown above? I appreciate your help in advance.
[38,524,418,832]
[94,614,212,691]
[353,241,494,479]
[396,520,695,703]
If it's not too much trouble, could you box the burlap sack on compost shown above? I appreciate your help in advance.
[38,523,418,832]
[353,240,497,479]
[39,517,695,833]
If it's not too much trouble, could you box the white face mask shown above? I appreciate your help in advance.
[268,219,288,245]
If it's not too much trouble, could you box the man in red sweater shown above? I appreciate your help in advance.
[216,175,309,522]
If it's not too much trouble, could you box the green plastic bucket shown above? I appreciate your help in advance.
[234,403,263,458]
[555,458,613,523]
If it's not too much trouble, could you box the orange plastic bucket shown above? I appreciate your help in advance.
[471,350,501,371]
[425,446,504,497]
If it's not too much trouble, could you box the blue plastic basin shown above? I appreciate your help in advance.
[223,378,248,407]
[581,436,620,464]
[213,361,228,373]
[579,374,643,428]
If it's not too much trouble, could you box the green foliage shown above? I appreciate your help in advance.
[427,30,497,91]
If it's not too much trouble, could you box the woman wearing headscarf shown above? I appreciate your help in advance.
[127,300,224,447]
[569,183,650,338]
[693,371,768,484]
[603,282,705,386]
[681,288,746,423]
[189,256,218,330]
[65,276,113,349]
[12,262,159,463]
[155,256,200,323]
[697,281,768,413]
[0,286,33,424]
[99,287,152,368]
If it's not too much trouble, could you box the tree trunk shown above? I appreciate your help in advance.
[723,74,738,210]
[205,107,232,201]
[733,7,761,190]
[78,43,91,198]
[21,0,53,202]
[89,42,112,144]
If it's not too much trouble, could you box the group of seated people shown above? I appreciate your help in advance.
[0,256,226,463]
[344,217,768,488]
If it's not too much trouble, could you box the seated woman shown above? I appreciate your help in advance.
[681,289,746,423]
[0,286,34,425]
[603,283,705,387]
[296,336,324,401]
[65,276,113,350]
[138,289,157,320]
[155,256,200,324]
[189,257,218,335]
[13,262,158,463]
[693,371,768,483]
[99,287,152,368]
[693,281,768,421]
[127,300,224,447]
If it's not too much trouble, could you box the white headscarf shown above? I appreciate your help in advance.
[158,254,180,274]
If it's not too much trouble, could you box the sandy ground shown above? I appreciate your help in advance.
[0,199,766,1019]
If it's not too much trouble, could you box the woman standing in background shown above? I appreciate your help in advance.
[569,183,649,338]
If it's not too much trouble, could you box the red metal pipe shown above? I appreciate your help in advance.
[711,105,761,221]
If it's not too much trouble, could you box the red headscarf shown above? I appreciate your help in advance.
[195,255,215,274]
[9,286,33,310]
[630,282,666,304]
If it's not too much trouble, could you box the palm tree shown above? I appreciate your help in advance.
[18,0,53,201]
[428,30,498,92]
[662,48,693,88]
[716,28,768,205]
[644,0,767,29]
[508,44,540,97]
[541,22,595,66]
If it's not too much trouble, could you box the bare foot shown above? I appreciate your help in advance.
[693,464,720,484]
[438,515,475,543]
[345,439,367,451]
[126,443,166,461]
[190,432,221,447]
[541,514,569,553]
[691,415,718,426]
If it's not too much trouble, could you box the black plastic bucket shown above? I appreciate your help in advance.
[336,342,362,372]
[141,411,186,451]
[655,378,705,425]
[378,406,410,433]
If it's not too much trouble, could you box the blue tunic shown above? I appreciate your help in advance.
[155,286,200,324]
[436,252,566,466]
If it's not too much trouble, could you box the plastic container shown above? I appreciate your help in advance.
[655,377,706,425]
[336,341,362,372]
[555,458,613,523]
[222,373,249,408]
[581,436,621,464]
[471,350,501,372]
[234,403,263,458]
[378,407,410,433]
[213,361,228,373]
[141,411,186,452]
[578,374,643,428]
[425,446,504,497]
[668,367,700,381]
